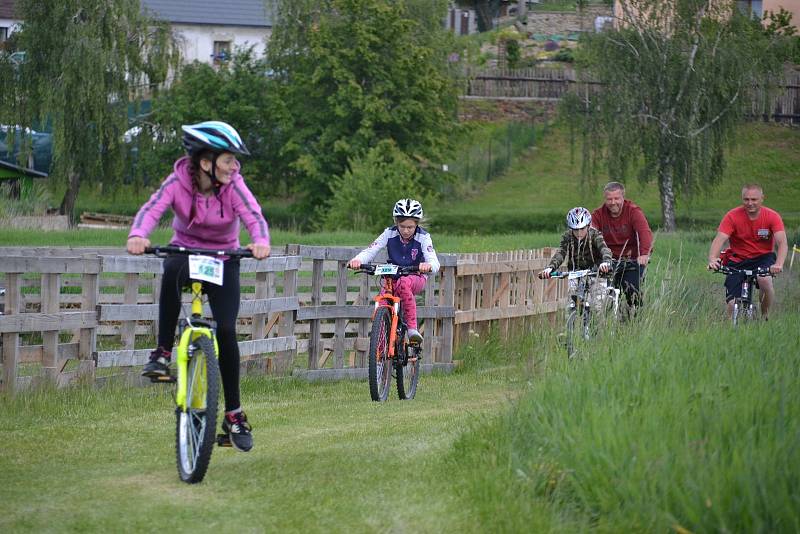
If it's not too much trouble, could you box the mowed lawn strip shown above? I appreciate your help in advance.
[0,364,523,532]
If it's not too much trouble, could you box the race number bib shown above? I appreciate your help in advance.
[374,263,399,276]
[188,255,224,286]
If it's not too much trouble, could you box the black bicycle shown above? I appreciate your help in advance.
[549,268,618,357]
[714,265,772,326]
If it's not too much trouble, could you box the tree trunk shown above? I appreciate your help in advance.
[59,170,81,224]
[658,155,677,232]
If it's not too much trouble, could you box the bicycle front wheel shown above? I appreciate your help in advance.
[396,344,420,400]
[175,335,219,483]
[565,309,577,358]
[368,307,393,402]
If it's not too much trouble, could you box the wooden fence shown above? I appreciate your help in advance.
[463,66,800,124]
[0,245,561,393]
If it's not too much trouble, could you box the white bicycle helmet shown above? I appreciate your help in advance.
[566,207,591,230]
[393,198,424,220]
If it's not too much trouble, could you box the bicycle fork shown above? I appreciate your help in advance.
[175,282,218,410]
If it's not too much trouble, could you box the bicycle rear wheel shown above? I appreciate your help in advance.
[176,335,219,483]
[396,344,420,400]
[368,307,393,402]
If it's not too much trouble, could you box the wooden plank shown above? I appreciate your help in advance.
[307,259,324,370]
[19,343,80,364]
[287,244,458,266]
[1,273,21,394]
[296,305,455,321]
[455,301,561,324]
[333,261,347,369]
[456,257,549,275]
[41,273,61,377]
[0,256,102,274]
[237,336,296,357]
[120,273,138,350]
[0,312,97,333]
[439,266,456,363]
[99,296,299,321]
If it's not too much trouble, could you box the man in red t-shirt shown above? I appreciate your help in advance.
[708,184,787,319]
[591,182,653,310]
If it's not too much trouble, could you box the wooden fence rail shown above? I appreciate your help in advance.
[0,245,564,392]
[463,66,800,124]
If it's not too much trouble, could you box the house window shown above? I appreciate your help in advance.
[0,27,9,42]
[736,0,763,19]
[213,40,231,64]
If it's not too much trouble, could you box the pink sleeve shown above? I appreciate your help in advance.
[231,181,270,246]
[128,176,178,239]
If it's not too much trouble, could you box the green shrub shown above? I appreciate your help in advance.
[322,141,424,233]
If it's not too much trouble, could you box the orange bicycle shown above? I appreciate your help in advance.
[351,264,422,402]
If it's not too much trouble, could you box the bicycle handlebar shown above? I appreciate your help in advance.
[549,268,605,279]
[144,245,254,258]
[350,264,421,275]
[712,265,772,276]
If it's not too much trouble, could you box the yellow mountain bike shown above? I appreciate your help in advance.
[146,245,252,483]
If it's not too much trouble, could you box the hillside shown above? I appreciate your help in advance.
[431,121,800,234]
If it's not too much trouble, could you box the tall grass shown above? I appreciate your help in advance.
[446,249,800,531]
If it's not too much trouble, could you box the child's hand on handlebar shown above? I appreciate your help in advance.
[419,262,432,273]
[599,262,611,273]
[348,258,361,270]
[247,243,271,260]
[127,237,150,255]
[538,268,553,279]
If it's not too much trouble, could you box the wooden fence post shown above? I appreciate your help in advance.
[1,273,22,394]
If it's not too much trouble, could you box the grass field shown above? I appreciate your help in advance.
[2,231,799,531]
[431,122,800,234]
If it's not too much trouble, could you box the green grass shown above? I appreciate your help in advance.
[0,362,525,532]
[2,233,798,531]
[446,244,800,532]
[431,122,800,234]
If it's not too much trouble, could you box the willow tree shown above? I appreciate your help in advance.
[0,0,179,219]
[562,0,786,231]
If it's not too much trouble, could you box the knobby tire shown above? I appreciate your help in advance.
[396,343,420,400]
[175,335,219,483]
[368,307,393,402]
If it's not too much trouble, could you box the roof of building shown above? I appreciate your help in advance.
[0,0,17,20]
[0,158,48,177]
[140,0,271,27]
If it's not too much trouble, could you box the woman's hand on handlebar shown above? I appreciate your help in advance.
[348,258,362,270]
[246,243,271,260]
[127,236,150,255]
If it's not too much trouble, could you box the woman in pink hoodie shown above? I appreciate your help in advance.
[127,121,269,452]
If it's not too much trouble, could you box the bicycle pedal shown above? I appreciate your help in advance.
[149,374,176,383]
[216,433,232,447]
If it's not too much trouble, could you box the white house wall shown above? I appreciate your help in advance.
[172,23,271,64]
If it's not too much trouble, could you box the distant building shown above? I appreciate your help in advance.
[140,0,272,65]
[0,0,272,65]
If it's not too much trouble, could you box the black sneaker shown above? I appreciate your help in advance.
[141,347,171,378]
[222,411,253,452]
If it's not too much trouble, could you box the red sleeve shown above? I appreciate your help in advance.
[718,211,735,236]
[631,209,653,255]
[768,209,785,233]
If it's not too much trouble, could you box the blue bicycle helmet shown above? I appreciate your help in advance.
[181,121,250,156]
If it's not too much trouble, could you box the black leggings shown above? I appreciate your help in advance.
[613,263,646,308]
[158,254,242,412]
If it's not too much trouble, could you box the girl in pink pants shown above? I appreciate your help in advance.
[348,198,440,343]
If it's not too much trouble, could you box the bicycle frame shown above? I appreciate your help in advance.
[372,276,402,358]
[175,281,219,410]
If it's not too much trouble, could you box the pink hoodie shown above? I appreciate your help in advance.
[128,156,269,250]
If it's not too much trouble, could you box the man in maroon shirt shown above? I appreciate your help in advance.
[708,184,787,319]
[591,182,653,310]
